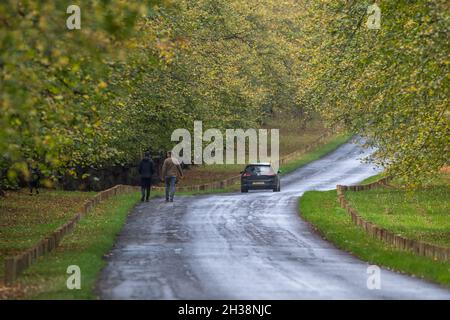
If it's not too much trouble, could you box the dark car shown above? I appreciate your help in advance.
[240,163,281,193]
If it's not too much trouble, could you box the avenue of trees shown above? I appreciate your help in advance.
[0,0,448,189]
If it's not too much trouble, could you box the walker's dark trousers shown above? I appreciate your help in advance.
[29,179,40,195]
[138,156,155,202]
[141,178,152,201]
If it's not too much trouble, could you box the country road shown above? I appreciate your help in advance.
[96,141,450,299]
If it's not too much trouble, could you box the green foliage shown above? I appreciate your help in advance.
[0,0,315,187]
[1,0,446,188]
[0,0,161,183]
[297,0,449,186]
[117,0,316,155]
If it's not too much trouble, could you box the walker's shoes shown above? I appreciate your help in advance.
[169,199,174,202]
[165,199,169,202]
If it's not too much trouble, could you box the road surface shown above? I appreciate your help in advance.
[96,141,450,299]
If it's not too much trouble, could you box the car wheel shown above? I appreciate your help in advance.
[241,188,248,193]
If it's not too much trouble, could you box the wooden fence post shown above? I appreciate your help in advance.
[5,257,17,285]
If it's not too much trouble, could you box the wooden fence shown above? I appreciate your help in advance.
[336,178,450,261]
[4,184,138,285]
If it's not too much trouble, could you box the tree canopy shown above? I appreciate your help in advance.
[1,0,448,188]
[298,0,449,186]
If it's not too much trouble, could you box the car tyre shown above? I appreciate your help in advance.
[241,187,248,193]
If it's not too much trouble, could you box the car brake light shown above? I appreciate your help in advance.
[242,172,251,177]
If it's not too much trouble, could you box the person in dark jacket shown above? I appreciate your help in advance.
[29,164,41,195]
[138,152,155,202]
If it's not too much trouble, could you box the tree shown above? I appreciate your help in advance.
[295,0,449,186]
[0,1,160,189]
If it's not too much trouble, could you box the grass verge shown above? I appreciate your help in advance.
[280,133,352,175]
[345,182,450,248]
[299,188,450,287]
[6,191,140,299]
[0,189,95,279]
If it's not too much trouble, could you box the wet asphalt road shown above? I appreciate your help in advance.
[97,141,450,299]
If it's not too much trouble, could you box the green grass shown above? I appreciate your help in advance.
[299,189,450,287]
[345,183,450,248]
[280,133,352,175]
[15,192,140,299]
[0,189,95,279]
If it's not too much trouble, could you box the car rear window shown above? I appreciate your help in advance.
[245,165,274,175]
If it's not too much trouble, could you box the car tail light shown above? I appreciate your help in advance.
[242,172,251,177]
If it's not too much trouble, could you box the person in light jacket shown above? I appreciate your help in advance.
[161,151,183,202]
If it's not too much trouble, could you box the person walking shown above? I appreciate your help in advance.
[161,151,183,202]
[138,152,155,202]
[29,163,41,195]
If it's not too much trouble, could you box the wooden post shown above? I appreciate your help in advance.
[5,257,17,285]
